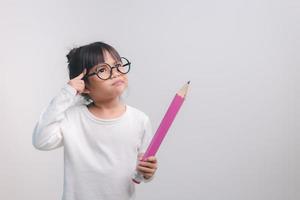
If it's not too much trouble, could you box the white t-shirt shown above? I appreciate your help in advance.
[32,84,154,200]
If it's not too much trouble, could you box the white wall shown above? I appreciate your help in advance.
[0,0,299,199]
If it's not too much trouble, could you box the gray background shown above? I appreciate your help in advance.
[0,0,299,199]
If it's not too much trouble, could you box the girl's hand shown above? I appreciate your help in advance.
[137,153,158,180]
[67,69,89,95]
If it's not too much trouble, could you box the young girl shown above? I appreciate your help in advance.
[32,42,158,200]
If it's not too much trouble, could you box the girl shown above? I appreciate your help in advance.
[32,42,158,200]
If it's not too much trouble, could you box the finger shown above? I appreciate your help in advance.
[73,83,84,91]
[138,152,144,157]
[137,169,155,175]
[80,86,89,94]
[138,153,145,160]
[73,80,84,85]
[137,166,156,173]
[140,156,157,163]
[143,175,152,180]
[76,85,86,94]
[138,162,157,169]
[146,156,157,163]
[143,173,153,178]
[81,88,90,94]
[139,161,157,169]
[79,80,85,85]
[74,69,87,80]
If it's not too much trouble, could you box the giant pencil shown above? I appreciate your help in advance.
[132,81,190,184]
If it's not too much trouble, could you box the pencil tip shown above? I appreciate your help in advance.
[187,80,191,84]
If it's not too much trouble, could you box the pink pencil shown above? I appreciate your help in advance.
[132,81,190,184]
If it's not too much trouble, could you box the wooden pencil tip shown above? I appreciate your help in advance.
[178,81,190,97]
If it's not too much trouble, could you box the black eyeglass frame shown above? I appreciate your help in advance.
[83,57,131,81]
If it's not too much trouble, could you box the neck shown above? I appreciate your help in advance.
[91,97,123,111]
[88,97,126,119]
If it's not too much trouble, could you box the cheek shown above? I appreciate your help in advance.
[96,82,110,91]
[88,75,128,93]
[123,75,129,85]
[124,78,129,86]
[88,78,106,91]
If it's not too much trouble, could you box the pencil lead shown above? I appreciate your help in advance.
[187,80,191,84]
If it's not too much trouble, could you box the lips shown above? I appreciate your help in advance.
[112,80,125,86]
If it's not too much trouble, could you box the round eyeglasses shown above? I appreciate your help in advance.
[83,57,131,80]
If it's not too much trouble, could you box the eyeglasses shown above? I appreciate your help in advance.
[83,57,131,80]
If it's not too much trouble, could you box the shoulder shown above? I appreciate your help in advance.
[126,105,151,123]
[126,105,152,135]
[64,103,86,119]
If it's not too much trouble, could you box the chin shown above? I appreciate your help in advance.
[111,87,125,97]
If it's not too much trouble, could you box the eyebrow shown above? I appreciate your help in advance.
[109,59,122,65]
[96,60,120,67]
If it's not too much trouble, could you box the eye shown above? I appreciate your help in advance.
[99,68,106,73]
[98,65,109,73]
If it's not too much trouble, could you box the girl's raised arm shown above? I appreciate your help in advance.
[32,71,87,151]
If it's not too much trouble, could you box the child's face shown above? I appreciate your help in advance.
[85,51,128,102]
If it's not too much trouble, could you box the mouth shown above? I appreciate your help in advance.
[112,80,125,86]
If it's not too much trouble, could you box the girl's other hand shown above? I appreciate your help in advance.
[67,69,90,95]
[137,153,158,180]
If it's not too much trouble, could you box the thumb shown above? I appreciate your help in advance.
[82,88,90,94]
[138,153,145,161]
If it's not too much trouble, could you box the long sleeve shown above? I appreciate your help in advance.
[32,84,78,151]
[138,116,153,154]
[133,115,155,183]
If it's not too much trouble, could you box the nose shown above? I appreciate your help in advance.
[111,67,121,78]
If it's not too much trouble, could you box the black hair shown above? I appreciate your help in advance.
[66,41,121,80]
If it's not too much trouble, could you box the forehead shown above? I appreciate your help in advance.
[89,51,119,72]
[103,50,119,65]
